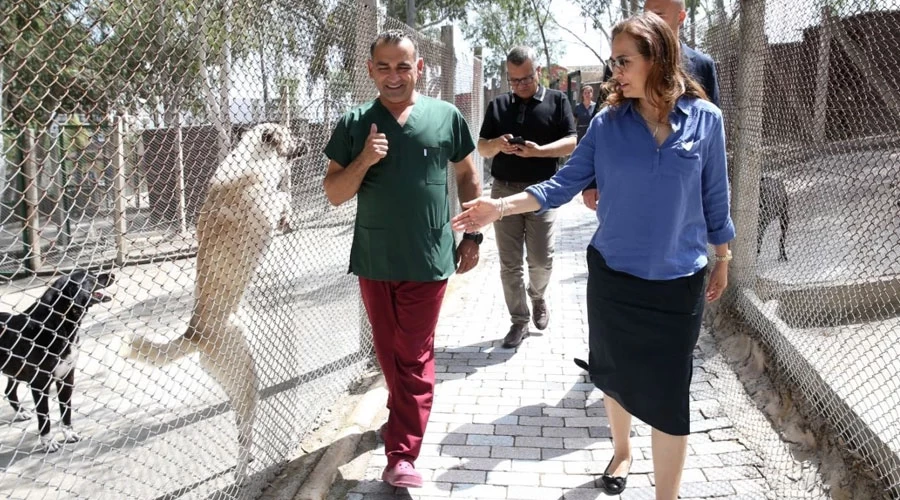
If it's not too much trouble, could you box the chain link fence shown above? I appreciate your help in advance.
[0,0,482,497]
[691,0,900,498]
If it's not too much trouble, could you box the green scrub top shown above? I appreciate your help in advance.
[325,96,476,282]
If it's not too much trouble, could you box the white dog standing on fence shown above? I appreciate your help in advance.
[126,123,307,482]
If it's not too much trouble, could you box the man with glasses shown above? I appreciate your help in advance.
[582,0,720,210]
[477,45,577,349]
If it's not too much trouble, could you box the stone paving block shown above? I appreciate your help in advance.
[415,483,454,497]
[543,408,589,418]
[515,436,564,448]
[425,432,467,445]
[718,450,764,466]
[467,434,515,446]
[678,480,737,497]
[708,428,741,441]
[491,446,542,460]
[545,427,590,439]
[459,458,511,471]
[486,470,541,486]
[730,478,769,494]
[563,488,614,499]
[415,456,464,470]
[442,445,492,458]
[542,449,594,461]
[495,424,542,437]
[475,414,518,425]
[703,465,763,481]
[448,483,508,498]
[430,413,474,424]
[620,486,658,499]
[519,416,565,427]
[435,469,487,484]
[539,473,595,488]
[506,486,565,499]
[453,423,495,435]
[691,441,747,455]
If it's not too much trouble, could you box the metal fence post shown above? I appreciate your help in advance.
[112,117,129,265]
[729,0,768,295]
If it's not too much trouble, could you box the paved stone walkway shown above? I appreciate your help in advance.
[344,195,784,500]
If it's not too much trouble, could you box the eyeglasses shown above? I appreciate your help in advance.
[606,55,636,73]
[508,74,536,87]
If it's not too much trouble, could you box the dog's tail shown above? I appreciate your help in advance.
[123,333,198,367]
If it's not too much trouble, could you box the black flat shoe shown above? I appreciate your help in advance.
[598,455,632,496]
[573,357,589,371]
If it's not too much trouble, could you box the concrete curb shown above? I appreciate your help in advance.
[292,376,387,500]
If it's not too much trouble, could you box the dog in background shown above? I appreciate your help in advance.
[758,176,789,261]
[1,269,114,451]
[126,123,307,481]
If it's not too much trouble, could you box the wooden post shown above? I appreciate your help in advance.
[112,117,129,265]
[729,0,768,295]
[813,6,832,146]
[440,26,456,105]
[473,46,485,185]
[351,0,379,105]
[21,128,42,273]
[174,114,187,234]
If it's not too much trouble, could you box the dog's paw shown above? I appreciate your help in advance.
[61,425,81,444]
[40,435,61,453]
[12,408,34,422]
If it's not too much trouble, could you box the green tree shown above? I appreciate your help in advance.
[383,0,471,30]
[1,0,103,127]
[462,0,564,82]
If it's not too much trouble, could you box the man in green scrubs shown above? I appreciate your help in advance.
[323,30,481,489]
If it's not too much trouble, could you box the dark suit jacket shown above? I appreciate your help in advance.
[593,42,720,116]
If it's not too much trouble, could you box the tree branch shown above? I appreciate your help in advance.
[419,12,452,30]
[551,18,606,63]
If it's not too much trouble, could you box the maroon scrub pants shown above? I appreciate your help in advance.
[358,277,448,466]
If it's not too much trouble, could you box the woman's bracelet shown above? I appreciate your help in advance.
[498,198,507,220]
[714,249,733,263]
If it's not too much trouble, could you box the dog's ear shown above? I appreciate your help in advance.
[261,128,279,148]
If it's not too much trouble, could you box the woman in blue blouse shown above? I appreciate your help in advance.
[452,12,735,500]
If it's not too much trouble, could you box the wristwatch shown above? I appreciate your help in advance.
[462,232,484,245]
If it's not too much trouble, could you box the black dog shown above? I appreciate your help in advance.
[758,176,789,261]
[0,270,114,451]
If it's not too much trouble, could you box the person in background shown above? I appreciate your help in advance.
[583,0,720,210]
[452,12,734,499]
[323,30,481,489]
[477,46,577,349]
[574,85,597,143]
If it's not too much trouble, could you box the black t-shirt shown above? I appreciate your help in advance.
[479,86,577,183]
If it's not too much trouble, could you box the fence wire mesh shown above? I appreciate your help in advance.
[693,0,900,498]
[0,0,482,498]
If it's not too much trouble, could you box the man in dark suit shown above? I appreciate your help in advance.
[582,0,720,209]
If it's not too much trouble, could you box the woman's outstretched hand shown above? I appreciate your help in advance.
[451,196,502,232]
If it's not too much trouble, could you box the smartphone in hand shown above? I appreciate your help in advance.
[508,136,526,145]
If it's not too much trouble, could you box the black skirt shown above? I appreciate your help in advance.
[584,245,707,436]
